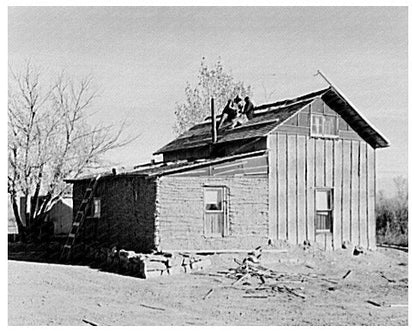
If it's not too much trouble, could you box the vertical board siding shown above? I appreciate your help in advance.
[359,142,368,247]
[277,134,287,240]
[325,140,334,187]
[272,129,376,249]
[351,141,360,245]
[342,140,351,243]
[315,140,325,187]
[333,140,343,249]
[287,135,297,244]
[306,138,315,241]
[267,134,278,241]
[297,135,307,243]
[367,148,376,249]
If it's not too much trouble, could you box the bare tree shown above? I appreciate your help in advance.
[174,57,252,134]
[8,62,133,240]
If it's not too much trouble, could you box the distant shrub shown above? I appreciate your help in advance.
[376,176,408,247]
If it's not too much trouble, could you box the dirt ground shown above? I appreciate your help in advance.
[8,246,408,326]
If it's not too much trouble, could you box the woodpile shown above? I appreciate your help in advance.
[212,246,341,299]
[82,245,211,279]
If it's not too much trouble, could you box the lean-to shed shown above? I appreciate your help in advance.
[66,85,389,252]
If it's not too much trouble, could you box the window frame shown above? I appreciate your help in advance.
[310,113,339,138]
[87,197,101,218]
[315,188,333,233]
[203,186,229,238]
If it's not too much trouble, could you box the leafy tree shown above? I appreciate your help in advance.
[376,176,408,246]
[174,57,252,134]
[8,62,133,241]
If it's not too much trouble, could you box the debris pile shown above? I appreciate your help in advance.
[83,245,211,279]
[211,246,349,299]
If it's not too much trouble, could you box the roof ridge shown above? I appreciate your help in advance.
[254,86,331,111]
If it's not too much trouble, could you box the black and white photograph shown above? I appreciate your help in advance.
[6,2,410,327]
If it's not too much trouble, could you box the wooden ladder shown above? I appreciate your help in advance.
[60,175,102,261]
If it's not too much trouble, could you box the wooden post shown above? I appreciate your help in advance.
[211,98,217,143]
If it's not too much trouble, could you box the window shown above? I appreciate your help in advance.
[315,189,333,233]
[88,198,101,218]
[204,187,228,237]
[311,114,338,137]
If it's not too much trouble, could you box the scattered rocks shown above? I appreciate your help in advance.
[81,245,211,279]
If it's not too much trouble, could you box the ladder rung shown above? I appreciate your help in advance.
[68,233,75,238]
[85,188,93,192]
[76,210,84,216]
[82,198,90,203]
[63,244,71,249]
[73,222,80,227]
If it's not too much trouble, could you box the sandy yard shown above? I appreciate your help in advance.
[8,246,407,326]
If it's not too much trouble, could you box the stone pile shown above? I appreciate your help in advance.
[82,245,211,279]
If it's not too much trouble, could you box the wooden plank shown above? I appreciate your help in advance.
[333,140,342,249]
[351,141,359,245]
[306,138,315,241]
[367,147,376,249]
[315,139,325,187]
[267,134,278,241]
[287,135,297,244]
[342,140,351,243]
[277,133,287,240]
[297,135,307,244]
[325,140,333,187]
[359,142,368,247]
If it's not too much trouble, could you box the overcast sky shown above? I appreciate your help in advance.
[8,6,407,194]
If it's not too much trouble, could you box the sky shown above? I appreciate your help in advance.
[8,6,408,194]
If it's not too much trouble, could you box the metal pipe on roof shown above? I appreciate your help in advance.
[211,97,217,143]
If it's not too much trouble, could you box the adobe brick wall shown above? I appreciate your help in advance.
[72,176,157,252]
[155,175,269,250]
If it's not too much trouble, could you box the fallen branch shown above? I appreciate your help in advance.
[203,289,213,300]
[140,304,166,311]
[82,319,99,326]
[342,270,352,279]
[367,300,382,307]
[232,273,249,286]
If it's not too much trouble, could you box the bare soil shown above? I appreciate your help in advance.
[8,246,408,326]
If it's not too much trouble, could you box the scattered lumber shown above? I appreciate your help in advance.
[379,272,396,283]
[82,318,99,326]
[140,304,166,311]
[367,300,382,307]
[203,289,213,300]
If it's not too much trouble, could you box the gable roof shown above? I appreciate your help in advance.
[65,150,267,183]
[155,86,389,155]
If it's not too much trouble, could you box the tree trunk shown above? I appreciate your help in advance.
[10,194,26,242]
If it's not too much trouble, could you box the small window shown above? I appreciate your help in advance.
[315,189,333,233]
[311,114,324,135]
[204,187,228,237]
[311,114,338,137]
[88,198,101,218]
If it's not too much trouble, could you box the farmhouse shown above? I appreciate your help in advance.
[65,85,389,252]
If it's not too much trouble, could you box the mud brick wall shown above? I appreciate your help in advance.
[155,175,269,250]
[72,176,157,252]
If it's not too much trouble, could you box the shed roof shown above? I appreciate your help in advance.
[65,150,267,183]
[155,86,389,155]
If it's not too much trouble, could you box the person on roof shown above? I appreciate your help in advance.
[217,99,238,130]
[234,95,244,112]
[242,96,254,120]
[228,96,254,129]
